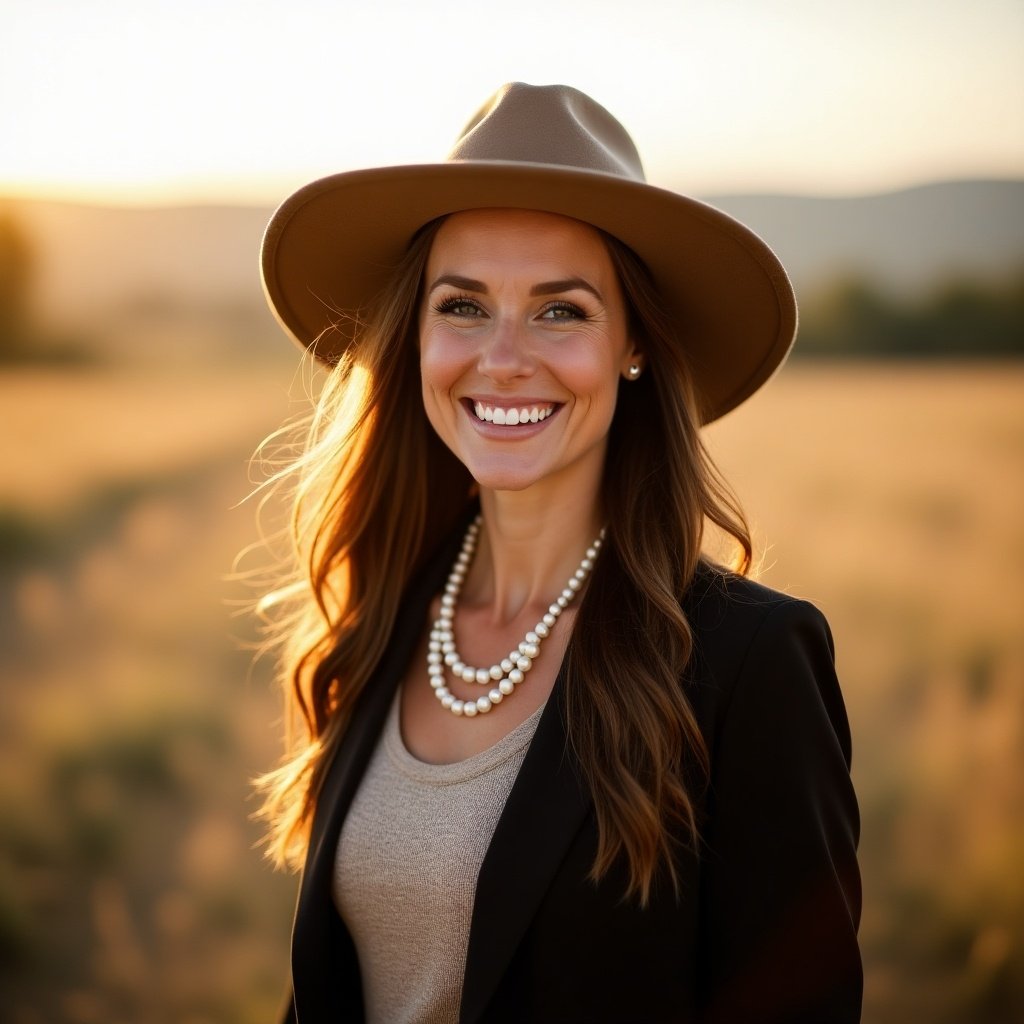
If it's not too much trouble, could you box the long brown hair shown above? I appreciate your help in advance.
[254,217,751,903]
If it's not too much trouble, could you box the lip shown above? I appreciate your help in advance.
[460,397,563,438]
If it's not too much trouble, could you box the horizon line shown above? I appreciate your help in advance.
[2,174,1022,213]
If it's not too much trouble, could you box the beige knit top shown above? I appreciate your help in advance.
[333,688,544,1024]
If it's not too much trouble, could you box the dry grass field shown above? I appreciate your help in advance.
[1,357,1022,1023]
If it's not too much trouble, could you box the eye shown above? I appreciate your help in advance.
[539,301,587,321]
[433,295,485,318]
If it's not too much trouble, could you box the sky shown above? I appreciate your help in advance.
[2,0,1023,205]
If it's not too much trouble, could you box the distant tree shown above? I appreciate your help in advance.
[0,210,35,358]
[797,272,1024,358]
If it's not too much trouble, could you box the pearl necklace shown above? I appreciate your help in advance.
[427,515,605,718]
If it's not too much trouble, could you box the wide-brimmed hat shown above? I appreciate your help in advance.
[261,82,796,423]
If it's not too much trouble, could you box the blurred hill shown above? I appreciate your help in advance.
[703,179,1024,297]
[1,178,1022,362]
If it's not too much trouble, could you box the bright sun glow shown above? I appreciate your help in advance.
[3,0,1023,204]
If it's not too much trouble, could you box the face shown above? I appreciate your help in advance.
[418,209,642,496]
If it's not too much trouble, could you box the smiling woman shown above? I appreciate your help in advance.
[255,83,861,1023]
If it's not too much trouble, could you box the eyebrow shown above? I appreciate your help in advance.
[426,274,602,301]
[531,278,602,300]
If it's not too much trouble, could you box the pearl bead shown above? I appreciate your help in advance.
[542,613,556,627]
[525,631,539,645]
[463,702,478,717]
[461,667,476,683]
[508,669,524,685]
[535,622,550,638]
[500,657,514,674]
[489,688,503,704]
[475,669,490,685]
[516,657,532,672]
[476,696,492,713]
[452,700,465,715]
[499,679,515,695]
[442,694,455,708]
[489,665,504,681]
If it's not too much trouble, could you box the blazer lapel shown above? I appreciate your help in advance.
[459,677,593,1023]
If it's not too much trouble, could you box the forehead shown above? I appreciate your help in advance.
[426,208,613,277]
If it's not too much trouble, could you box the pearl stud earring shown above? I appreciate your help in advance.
[627,364,642,379]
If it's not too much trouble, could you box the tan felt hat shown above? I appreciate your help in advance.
[261,82,797,423]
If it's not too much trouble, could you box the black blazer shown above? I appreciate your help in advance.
[283,527,862,1023]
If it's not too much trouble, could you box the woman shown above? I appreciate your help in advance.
[257,83,861,1023]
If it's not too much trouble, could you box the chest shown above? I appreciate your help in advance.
[398,597,575,763]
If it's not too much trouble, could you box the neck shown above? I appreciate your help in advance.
[466,483,604,626]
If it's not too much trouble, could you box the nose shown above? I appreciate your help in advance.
[476,317,534,382]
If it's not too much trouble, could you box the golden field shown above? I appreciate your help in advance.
[1,357,1022,1023]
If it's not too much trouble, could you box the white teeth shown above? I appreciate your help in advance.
[472,402,555,425]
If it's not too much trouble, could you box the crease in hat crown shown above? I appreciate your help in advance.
[260,80,798,424]
[446,83,646,182]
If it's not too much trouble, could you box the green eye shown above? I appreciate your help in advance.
[540,302,586,320]
[434,296,484,317]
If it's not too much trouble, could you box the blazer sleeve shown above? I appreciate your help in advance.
[698,598,862,1023]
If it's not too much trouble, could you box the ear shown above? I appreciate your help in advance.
[620,342,645,381]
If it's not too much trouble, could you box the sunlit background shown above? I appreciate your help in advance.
[2,1,1023,1021]
[4,0,1024,202]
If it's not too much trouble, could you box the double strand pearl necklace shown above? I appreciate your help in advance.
[427,515,605,718]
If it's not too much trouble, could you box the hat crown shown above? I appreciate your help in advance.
[447,82,646,183]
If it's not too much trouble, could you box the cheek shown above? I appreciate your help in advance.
[554,344,623,408]
[418,332,464,442]
[419,328,463,392]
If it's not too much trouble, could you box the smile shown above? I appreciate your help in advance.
[471,401,557,426]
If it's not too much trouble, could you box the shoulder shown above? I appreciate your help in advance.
[683,561,848,759]
[684,560,833,664]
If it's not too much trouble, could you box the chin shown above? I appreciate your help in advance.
[458,454,552,494]
[465,468,543,494]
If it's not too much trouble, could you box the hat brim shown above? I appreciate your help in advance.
[260,162,797,424]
